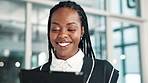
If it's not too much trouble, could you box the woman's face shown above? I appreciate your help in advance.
[50,8,84,60]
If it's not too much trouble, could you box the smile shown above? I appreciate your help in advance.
[58,43,71,47]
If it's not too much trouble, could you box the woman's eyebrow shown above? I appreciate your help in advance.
[51,22,60,25]
[67,22,78,25]
[51,22,78,26]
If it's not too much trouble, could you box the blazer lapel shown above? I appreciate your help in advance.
[81,56,93,82]
[41,60,51,72]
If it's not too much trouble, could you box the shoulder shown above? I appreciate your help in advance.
[32,61,51,72]
[83,56,113,69]
[94,59,113,68]
[93,59,114,74]
[94,59,119,82]
[94,59,119,73]
[31,65,42,71]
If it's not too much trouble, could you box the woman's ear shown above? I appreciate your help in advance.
[81,27,84,38]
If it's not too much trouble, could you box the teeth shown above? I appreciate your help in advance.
[58,43,70,46]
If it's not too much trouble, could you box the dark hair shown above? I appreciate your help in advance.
[47,1,95,61]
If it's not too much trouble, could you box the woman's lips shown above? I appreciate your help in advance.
[57,42,71,49]
[58,42,70,47]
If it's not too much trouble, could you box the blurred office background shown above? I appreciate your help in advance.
[0,0,148,83]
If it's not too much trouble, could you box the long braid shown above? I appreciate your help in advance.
[47,1,95,61]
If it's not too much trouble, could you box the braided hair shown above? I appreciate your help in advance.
[47,1,95,61]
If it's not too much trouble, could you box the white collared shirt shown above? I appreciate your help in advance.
[50,49,84,72]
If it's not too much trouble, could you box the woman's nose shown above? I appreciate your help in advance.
[58,29,68,38]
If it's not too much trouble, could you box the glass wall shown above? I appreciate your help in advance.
[112,22,141,83]
[31,3,50,68]
[55,0,105,10]
[0,1,25,83]
[110,0,140,17]
[87,15,107,59]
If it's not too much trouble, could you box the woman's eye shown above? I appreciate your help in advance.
[68,29,76,31]
[51,29,60,32]
[67,26,77,31]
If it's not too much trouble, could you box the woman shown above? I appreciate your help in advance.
[34,1,119,83]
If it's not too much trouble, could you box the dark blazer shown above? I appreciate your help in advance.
[33,56,119,83]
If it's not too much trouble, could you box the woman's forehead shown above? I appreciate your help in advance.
[51,8,81,24]
[52,7,78,16]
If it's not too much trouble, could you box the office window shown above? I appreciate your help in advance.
[113,47,124,83]
[31,3,50,67]
[0,1,25,83]
[87,15,106,59]
[125,45,141,83]
[110,0,140,17]
[112,21,141,83]
[113,31,122,45]
[71,0,105,10]
[125,45,140,73]
[123,27,138,44]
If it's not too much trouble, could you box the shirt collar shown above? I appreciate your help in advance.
[51,49,84,68]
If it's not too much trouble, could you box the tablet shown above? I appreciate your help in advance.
[19,69,85,83]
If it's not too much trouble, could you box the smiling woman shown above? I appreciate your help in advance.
[50,7,84,60]
[31,1,119,83]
